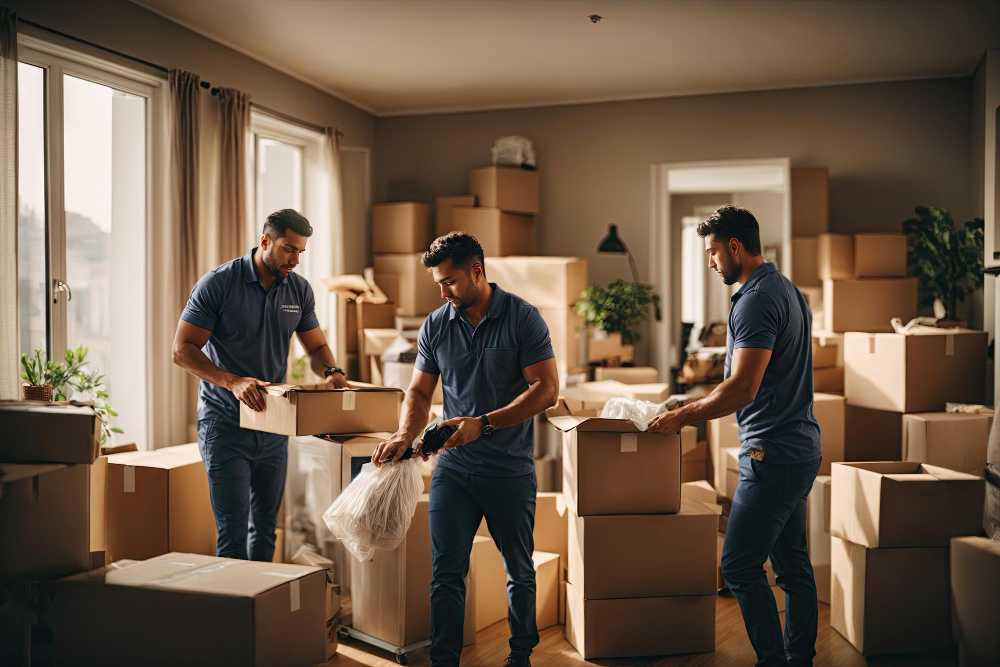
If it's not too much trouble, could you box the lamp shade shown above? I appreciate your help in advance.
[597,224,627,254]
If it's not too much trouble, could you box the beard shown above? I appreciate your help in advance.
[262,250,291,278]
[449,281,480,311]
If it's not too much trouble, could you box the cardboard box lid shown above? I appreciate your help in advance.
[548,415,645,434]
[0,400,100,419]
[839,461,981,483]
[0,462,67,485]
[107,443,202,470]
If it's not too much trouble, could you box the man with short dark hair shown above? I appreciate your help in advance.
[172,208,349,561]
[647,205,821,666]
[372,232,561,667]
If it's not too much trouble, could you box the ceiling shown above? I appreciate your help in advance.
[129,0,1000,117]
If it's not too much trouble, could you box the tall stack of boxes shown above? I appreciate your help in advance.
[790,166,829,312]
[371,202,441,325]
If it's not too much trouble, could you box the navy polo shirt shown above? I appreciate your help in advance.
[181,248,320,424]
[725,262,821,464]
[415,284,554,477]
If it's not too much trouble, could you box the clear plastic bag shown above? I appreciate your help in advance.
[491,135,536,168]
[599,396,680,431]
[322,459,424,561]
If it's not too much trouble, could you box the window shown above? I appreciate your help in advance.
[17,39,159,449]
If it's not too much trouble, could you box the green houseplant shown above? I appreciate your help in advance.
[573,279,660,345]
[19,350,53,401]
[902,206,984,320]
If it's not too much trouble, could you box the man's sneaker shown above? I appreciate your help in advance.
[504,656,531,667]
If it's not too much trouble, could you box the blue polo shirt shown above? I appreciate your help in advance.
[181,248,320,424]
[415,284,554,477]
[726,262,821,464]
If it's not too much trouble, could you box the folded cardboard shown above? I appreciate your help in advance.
[830,537,951,656]
[1,463,89,581]
[105,444,216,562]
[373,253,443,317]
[565,582,715,659]
[240,383,403,436]
[534,551,560,631]
[468,165,539,214]
[845,405,903,461]
[0,401,102,464]
[791,167,829,236]
[539,307,584,375]
[950,536,1000,666]
[813,366,844,394]
[471,535,507,632]
[551,411,681,515]
[351,495,431,647]
[807,476,832,604]
[450,206,533,256]
[830,461,985,548]
[485,256,587,308]
[371,202,430,254]
[592,366,658,384]
[434,194,477,238]
[792,236,820,287]
[587,331,634,364]
[576,379,670,404]
[568,498,718,599]
[823,278,918,332]
[903,412,993,475]
[853,233,908,278]
[55,552,326,667]
[813,392,845,475]
[817,233,853,280]
[843,328,988,412]
[708,413,740,498]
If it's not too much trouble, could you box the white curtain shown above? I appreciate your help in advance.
[0,9,18,400]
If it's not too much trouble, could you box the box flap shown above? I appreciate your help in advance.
[547,415,640,433]
[680,496,723,516]
[320,432,395,445]
[107,443,202,469]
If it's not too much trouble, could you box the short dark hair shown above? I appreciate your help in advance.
[696,205,762,256]
[421,232,486,275]
[263,209,313,241]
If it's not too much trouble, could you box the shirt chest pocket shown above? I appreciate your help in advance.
[483,347,519,387]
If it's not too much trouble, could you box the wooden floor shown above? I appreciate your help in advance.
[324,597,957,667]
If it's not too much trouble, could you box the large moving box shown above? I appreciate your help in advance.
[373,253,443,316]
[477,491,569,565]
[830,462,984,549]
[533,551,560,631]
[792,236,820,287]
[471,535,507,632]
[813,393,845,475]
[1,463,89,581]
[240,384,403,436]
[843,329,988,413]
[435,195,476,238]
[791,167,829,236]
[853,233,907,278]
[0,402,102,464]
[950,536,1000,666]
[105,444,216,562]
[823,278,918,332]
[468,166,539,214]
[485,256,587,308]
[55,553,326,667]
[568,498,718,599]
[830,537,951,656]
[450,207,533,256]
[902,412,993,475]
[371,202,430,254]
[817,233,853,280]
[844,405,903,461]
[807,476,832,604]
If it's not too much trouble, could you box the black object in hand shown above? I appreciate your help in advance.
[398,423,456,460]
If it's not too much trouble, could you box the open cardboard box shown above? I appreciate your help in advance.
[240,382,403,436]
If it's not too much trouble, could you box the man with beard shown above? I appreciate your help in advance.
[172,208,348,562]
[372,232,560,667]
[647,205,821,666]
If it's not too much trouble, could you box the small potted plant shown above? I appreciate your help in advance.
[574,280,660,363]
[20,350,53,401]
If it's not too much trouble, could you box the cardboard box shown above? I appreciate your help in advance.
[0,402,102,464]
[807,476,832,604]
[568,498,718,599]
[534,491,569,564]
[791,167,829,236]
[708,413,740,498]
[723,447,740,500]
[533,455,559,492]
[468,165,539,214]
[559,580,567,625]
[592,366,659,384]
[854,233,907,278]
[55,553,326,667]
[471,535,507,632]
[680,350,726,384]
[335,298,396,357]
[587,331,635,364]
[450,206,533,256]
[845,405,903,462]
[105,444,216,562]
[576,379,670,404]
[551,411,682,516]
[539,307,584,374]
[682,480,717,506]
[830,461,985,548]
[373,253,442,316]
[817,233,853,280]
[361,327,402,358]
[1,463,90,581]
[812,333,841,369]
[434,194,476,238]
[823,278,918,332]
[950,536,1000,666]
[240,383,403,436]
[565,582,715,659]
[903,412,993,475]
[273,527,285,563]
[813,366,844,393]
[485,256,587,308]
[814,393,845,475]
[792,236,820,287]
[534,551,560,631]
[682,441,709,483]
[799,285,823,310]
[844,329,988,413]
[90,444,139,562]
[351,496,432,646]
[371,202,430,254]
[830,537,951,656]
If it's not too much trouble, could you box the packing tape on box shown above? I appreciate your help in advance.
[621,433,638,453]
[342,392,356,411]
[946,334,954,356]
[124,465,135,493]
[868,335,876,354]
[290,578,300,612]
[148,560,240,586]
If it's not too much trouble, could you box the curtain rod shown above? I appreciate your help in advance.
[18,16,344,139]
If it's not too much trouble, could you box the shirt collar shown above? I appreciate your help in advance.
[243,247,286,288]
[448,283,505,322]
[732,262,777,302]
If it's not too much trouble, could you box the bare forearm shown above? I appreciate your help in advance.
[397,388,432,443]
[173,343,239,390]
[487,379,559,430]
[673,376,754,428]
[308,344,337,377]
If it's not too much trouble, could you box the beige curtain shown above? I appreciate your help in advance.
[325,128,346,278]
[0,9,18,400]
[169,70,201,294]
[216,88,250,265]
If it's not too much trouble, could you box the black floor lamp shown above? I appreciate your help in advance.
[596,224,640,282]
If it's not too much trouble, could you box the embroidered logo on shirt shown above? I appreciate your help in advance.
[280,304,300,314]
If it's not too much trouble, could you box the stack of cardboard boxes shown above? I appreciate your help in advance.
[441,165,539,256]
[789,166,829,311]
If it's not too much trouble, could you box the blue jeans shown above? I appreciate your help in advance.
[721,454,822,667]
[428,465,538,666]
[197,418,288,561]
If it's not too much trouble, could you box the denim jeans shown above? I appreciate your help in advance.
[197,418,288,561]
[721,454,822,667]
[428,464,538,666]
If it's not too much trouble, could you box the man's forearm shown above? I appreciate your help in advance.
[308,344,338,378]
[174,343,240,390]
[673,376,753,429]
[487,379,558,431]
[397,388,432,443]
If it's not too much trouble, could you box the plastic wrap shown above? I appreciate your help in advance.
[490,135,536,168]
[599,396,680,431]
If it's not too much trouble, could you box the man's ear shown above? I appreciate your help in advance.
[729,237,741,259]
[473,262,484,282]
[260,234,270,251]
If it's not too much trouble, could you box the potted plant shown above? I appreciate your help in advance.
[20,350,52,401]
[903,205,984,321]
[70,363,123,445]
[574,279,660,346]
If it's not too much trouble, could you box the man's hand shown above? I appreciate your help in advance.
[324,372,349,390]
[229,376,269,412]
[438,416,485,450]
[372,434,413,467]
[647,409,686,435]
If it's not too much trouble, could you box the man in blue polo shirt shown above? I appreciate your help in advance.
[372,233,560,667]
[172,209,349,562]
[648,205,821,666]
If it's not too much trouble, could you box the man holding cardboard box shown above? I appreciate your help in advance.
[372,233,560,667]
[648,205,821,666]
[172,209,348,562]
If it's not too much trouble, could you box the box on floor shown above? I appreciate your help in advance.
[903,411,993,475]
[435,194,476,238]
[843,328,988,413]
[371,202,430,254]
[823,277,918,332]
[0,402,102,464]
[468,165,539,214]
[950,537,1000,666]
[807,476,832,604]
[373,253,443,317]
[813,392,845,475]
[471,535,507,631]
[485,256,587,309]
[90,442,139,567]
[790,167,829,236]
[791,236,820,287]
[240,383,403,436]
[450,207,533,256]
[477,491,568,566]
[592,366,659,384]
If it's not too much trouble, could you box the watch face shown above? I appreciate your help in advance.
[483,424,494,435]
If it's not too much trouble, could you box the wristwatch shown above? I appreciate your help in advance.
[324,366,346,379]
[480,414,494,436]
